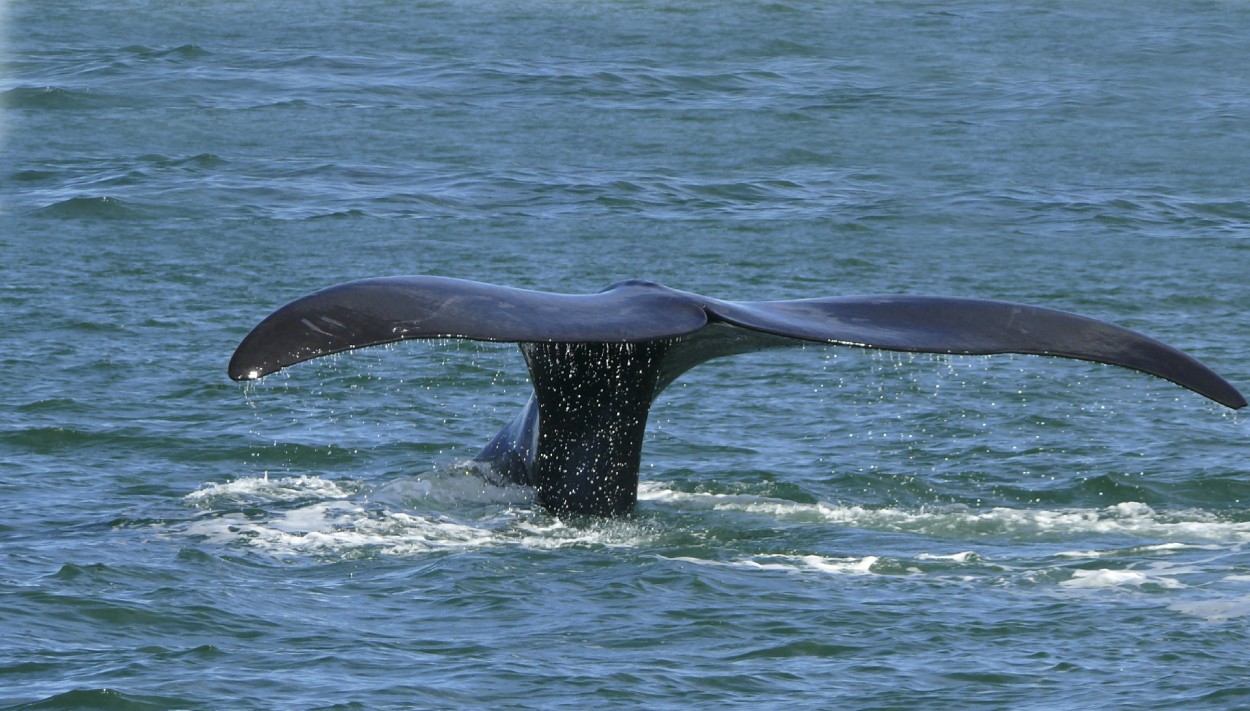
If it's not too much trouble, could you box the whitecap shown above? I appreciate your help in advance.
[661,553,880,576]
[1054,542,1209,559]
[915,551,979,563]
[1060,568,1184,590]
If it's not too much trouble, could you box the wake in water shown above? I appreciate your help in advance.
[181,465,657,557]
[639,483,1250,543]
[177,469,1250,620]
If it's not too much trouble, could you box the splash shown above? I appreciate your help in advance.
[180,472,658,558]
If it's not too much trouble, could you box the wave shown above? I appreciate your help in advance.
[13,156,869,221]
[19,160,1250,225]
[1,86,121,110]
[327,168,879,220]
[29,196,149,219]
[1,688,196,711]
[119,43,210,61]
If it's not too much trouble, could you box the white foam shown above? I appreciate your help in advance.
[916,551,979,563]
[181,474,655,558]
[639,482,1250,544]
[1060,568,1184,590]
[662,553,881,576]
[182,501,499,556]
[1054,542,1206,559]
[509,517,656,549]
[181,475,1249,606]
[803,554,880,575]
[185,474,354,506]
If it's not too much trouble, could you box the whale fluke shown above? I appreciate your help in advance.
[230,277,1245,516]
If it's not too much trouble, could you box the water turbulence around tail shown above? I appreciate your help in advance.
[229,276,1246,517]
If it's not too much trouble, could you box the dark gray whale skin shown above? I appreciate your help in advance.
[229,277,1246,517]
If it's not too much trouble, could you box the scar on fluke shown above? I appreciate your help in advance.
[230,276,1245,517]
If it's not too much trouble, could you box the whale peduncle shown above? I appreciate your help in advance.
[476,340,673,517]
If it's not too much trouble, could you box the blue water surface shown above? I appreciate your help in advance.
[3,1,1249,708]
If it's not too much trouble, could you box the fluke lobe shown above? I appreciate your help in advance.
[229,277,1246,517]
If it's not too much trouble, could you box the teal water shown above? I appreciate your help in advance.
[3,1,1249,708]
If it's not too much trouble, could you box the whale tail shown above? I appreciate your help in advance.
[229,277,1245,516]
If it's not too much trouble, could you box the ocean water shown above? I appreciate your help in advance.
[3,0,1250,708]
